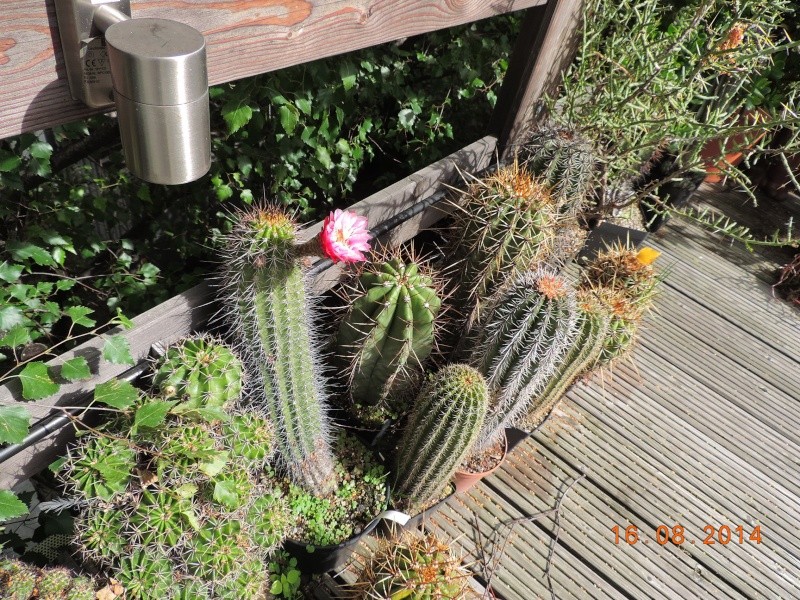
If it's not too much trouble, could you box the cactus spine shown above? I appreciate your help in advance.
[352,531,475,599]
[469,270,581,448]
[153,335,243,411]
[521,305,610,430]
[445,162,557,334]
[335,257,441,407]
[518,123,595,213]
[0,559,95,600]
[220,207,334,492]
[393,364,488,508]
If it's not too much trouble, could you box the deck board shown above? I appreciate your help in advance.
[423,207,800,599]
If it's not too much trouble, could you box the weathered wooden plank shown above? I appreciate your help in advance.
[491,0,584,154]
[488,445,738,600]
[0,0,544,138]
[558,383,800,596]
[561,387,800,579]
[0,135,497,489]
[427,484,628,600]
[638,301,800,438]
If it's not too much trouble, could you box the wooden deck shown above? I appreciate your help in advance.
[310,191,800,599]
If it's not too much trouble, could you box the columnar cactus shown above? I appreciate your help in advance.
[0,559,95,600]
[521,304,610,430]
[335,256,441,408]
[152,336,243,411]
[445,162,557,335]
[393,364,488,508]
[469,269,581,448]
[219,207,334,492]
[352,531,475,599]
[518,123,595,213]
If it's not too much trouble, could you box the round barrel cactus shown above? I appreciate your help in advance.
[153,336,243,411]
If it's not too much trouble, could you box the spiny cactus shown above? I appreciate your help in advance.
[445,161,557,336]
[469,269,581,449]
[63,400,291,598]
[393,364,488,508]
[521,303,610,430]
[351,531,475,599]
[335,255,442,409]
[578,244,661,363]
[153,335,243,411]
[0,559,95,600]
[219,206,334,492]
[518,123,595,214]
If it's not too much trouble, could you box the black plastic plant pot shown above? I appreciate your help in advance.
[283,516,381,574]
[376,485,456,537]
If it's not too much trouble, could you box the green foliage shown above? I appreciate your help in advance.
[0,490,28,522]
[212,17,518,213]
[393,364,488,509]
[220,207,335,494]
[268,551,302,599]
[284,434,387,547]
[352,531,474,600]
[553,0,800,211]
[0,406,31,445]
[153,335,243,411]
[0,558,95,600]
[469,270,580,447]
[335,256,442,408]
[445,163,557,335]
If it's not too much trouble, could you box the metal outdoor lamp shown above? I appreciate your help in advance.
[54,0,211,185]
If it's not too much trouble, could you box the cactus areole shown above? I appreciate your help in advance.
[220,207,335,494]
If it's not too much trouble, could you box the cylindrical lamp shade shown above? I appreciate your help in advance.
[105,18,210,185]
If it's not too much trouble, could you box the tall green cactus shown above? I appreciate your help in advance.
[335,257,441,407]
[521,304,610,430]
[445,162,557,335]
[469,269,580,449]
[220,207,334,492]
[393,364,488,508]
[518,123,595,214]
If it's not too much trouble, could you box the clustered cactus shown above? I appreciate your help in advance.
[0,558,95,600]
[393,364,488,509]
[60,336,292,599]
[335,255,442,411]
[351,530,475,599]
[219,207,335,493]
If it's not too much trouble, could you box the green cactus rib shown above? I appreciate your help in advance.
[336,259,440,406]
[470,270,580,449]
[394,364,488,508]
[153,336,243,410]
[0,559,95,600]
[446,165,556,335]
[239,261,333,491]
[519,124,595,213]
[523,309,610,430]
[601,316,637,364]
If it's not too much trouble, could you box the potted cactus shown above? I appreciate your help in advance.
[0,558,97,600]
[349,530,477,599]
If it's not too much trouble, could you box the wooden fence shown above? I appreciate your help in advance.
[0,0,583,488]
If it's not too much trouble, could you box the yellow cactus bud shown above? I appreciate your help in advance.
[636,247,661,266]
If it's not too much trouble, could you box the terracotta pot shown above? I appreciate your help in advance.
[453,432,508,493]
[701,109,769,183]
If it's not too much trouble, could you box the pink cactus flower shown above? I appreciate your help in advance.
[320,209,371,263]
